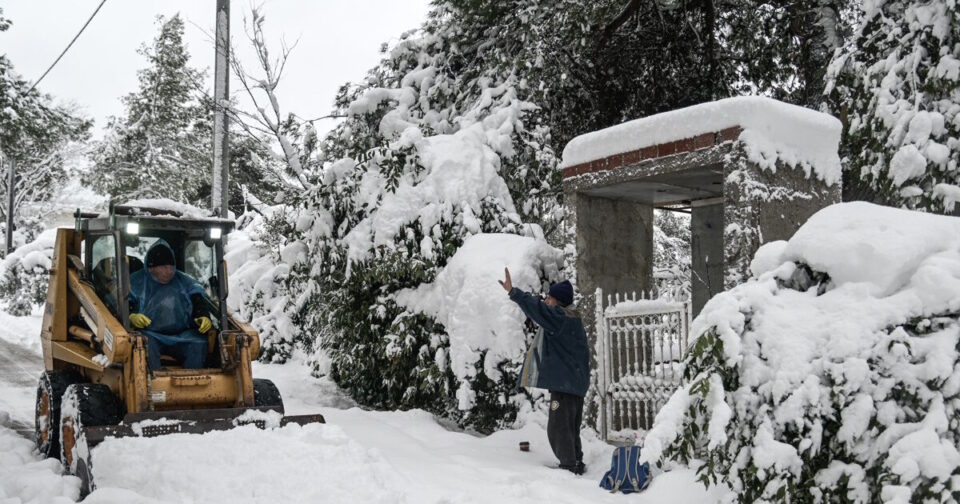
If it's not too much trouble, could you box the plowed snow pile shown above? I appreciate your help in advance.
[0,415,80,503]
[89,423,405,503]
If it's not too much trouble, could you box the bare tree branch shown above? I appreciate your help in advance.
[230,7,314,191]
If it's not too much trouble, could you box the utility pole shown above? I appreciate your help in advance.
[212,0,230,219]
[5,157,14,256]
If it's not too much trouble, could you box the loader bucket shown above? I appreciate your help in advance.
[71,406,325,496]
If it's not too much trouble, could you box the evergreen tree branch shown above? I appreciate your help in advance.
[597,0,642,48]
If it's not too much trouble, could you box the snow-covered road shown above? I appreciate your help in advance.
[0,311,721,503]
[0,335,41,436]
[0,312,46,441]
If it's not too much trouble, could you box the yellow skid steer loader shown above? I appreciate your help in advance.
[33,204,323,495]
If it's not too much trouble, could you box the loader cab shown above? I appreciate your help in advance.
[77,206,234,337]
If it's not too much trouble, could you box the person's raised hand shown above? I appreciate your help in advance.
[498,267,512,292]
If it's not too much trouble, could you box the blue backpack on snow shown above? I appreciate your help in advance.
[599,445,651,493]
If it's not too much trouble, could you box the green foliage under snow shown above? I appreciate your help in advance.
[827,0,960,210]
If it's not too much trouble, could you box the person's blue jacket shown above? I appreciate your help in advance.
[129,241,206,344]
[509,287,590,397]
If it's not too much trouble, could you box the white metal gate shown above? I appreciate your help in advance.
[596,288,690,443]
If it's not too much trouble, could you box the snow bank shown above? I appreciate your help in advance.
[90,423,406,504]
[645,202,960,501]
[394,233,562,409]
[0,311,44,354]
[560,96,842,185]
[0,421,79,503]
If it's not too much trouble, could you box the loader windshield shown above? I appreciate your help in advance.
[124,235,219,308]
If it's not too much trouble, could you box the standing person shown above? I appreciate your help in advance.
[500,268,590,475]
[128,241,214,370]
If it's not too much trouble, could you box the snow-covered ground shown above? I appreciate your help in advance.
[0,311,720,503]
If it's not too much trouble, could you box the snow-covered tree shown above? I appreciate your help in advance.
[653,209,691,292]
[88,15,210,205]
[233,2,569,431]
[229,9,321,198]
[827,0,960,211]
[721,0,857,107]
[236,0,862,431]
[0,8,91,229]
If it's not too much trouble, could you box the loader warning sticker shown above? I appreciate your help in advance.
[103,327,114,352]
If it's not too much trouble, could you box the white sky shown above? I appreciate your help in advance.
[2,0,432,137]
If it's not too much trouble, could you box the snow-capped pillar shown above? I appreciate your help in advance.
[721,145,841,288]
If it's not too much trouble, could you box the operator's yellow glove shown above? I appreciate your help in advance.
[130,313,151,329]
[195,316,212,334]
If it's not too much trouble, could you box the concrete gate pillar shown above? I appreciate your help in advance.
[690,203,724,316]
[569,191,654,363]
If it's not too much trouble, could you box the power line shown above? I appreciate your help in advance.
[27,0,107,94]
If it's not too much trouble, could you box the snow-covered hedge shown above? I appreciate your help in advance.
[394,233,562,429]
[244,11,569,433]
[226,208,305,362]
[643,202,960,502]
[0,228,55,316]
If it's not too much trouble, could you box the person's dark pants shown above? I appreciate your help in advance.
[547,390,584,474]
[145,335,207,370]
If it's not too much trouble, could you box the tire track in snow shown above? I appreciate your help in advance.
[0,336,42,438]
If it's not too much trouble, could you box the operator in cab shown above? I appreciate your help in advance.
[127,241,214,370]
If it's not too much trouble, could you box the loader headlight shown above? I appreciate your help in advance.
[209,227,222,240]
[126,222,140,235]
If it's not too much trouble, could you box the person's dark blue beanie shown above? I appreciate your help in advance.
[548,280,574,306]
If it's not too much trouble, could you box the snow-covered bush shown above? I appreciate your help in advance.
[0,229,55,316]
[643,202,960,502]
[394,234,563,431]
[226,207,305,362]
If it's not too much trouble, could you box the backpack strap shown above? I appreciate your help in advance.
[600,449,618,491]
[612,447,630,491]
[638,461,652,491]
[625,446,641,492]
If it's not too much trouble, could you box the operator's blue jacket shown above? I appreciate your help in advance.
[509,287,590,397]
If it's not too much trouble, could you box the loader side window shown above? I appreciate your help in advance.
[90,234,120,316]
[184,240,218,305]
